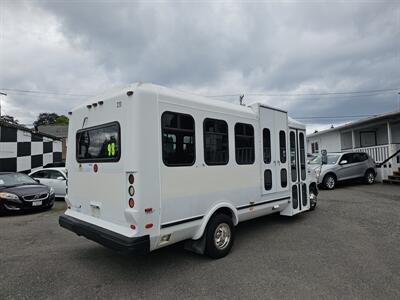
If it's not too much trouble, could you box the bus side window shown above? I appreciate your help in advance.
[161,111,195,166]
[234,123,255,165]
[203,118,229,165]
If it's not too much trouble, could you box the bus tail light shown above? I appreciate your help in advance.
[128,198,135,208]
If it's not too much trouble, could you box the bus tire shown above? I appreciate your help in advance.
[205,213,234,259]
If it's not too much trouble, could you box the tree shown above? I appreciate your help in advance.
[55,115,69,125]
[33,113,69,127]
[0,115,19,125]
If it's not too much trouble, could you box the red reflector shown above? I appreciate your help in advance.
[145,208,153,213]
[128,174,135,184]
[145,223,153,229]
[130,224,136,230]
[93,164,98,173]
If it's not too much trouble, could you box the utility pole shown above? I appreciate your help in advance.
[0,92,7,117]
[398,92,400,112]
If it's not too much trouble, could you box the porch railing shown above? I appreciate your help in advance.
[354,144,390,163]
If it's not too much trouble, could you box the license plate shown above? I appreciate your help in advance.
[32,201,42,207]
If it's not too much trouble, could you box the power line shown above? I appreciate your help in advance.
[0,88,92,97]
[1,86,399,98]
[208,87,400,98]
[292,114,376,120]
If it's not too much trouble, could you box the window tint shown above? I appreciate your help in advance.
[203,118,228,165]
[292,185,298,209]
[290,132,297,182]
[299,132,306,180]
[32,170,48,179]
[235,123,255,165]
[76,122,120,163]
[263,129,271,164]
[47,170,63,179]
[279,131,287,163]
[264,169,272,190]
[162,112,195,166]
[281,169,287,188]
[341,153,354,164]
[302,183,308,206]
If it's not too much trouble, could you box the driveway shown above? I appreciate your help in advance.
[0,184,399,299]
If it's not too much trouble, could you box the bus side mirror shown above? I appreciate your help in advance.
[321,150,328,165]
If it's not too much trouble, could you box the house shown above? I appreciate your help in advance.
[306,111,400,182]
[0,120,62,173]
[37,124,68,160]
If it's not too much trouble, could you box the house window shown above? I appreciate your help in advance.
[360,131,376,147]
[235,123,255,165]
[162,111,195,166]
[311,142,319,154]
[203,118,228,165]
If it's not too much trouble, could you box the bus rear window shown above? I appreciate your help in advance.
[76,122,120,162]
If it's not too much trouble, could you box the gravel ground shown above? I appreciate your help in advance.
[0,183,399,300]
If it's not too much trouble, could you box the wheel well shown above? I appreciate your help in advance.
[323,172,337,182]
[365,168,376,176]
[212,207,234,221]
[309,182,318,195]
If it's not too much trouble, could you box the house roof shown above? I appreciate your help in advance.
[37,124,68,138]
[306,110,400,138]
[0,119,61,140]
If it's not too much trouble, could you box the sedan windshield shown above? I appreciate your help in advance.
[309,154,340,165]
[0,173,37,187]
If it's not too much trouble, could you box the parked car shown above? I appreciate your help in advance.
[309,152,376,190]
[0,172,55,215]
[29,168,67,198]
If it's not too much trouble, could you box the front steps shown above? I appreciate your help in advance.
[383,168,400,185]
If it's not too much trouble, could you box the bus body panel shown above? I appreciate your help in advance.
[62,83,314,254]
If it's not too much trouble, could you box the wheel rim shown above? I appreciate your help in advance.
[368,173,374,183]
[214,223,231,250]
[326,176,335,189]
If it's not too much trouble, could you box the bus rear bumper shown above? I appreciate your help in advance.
[59,215,150,255]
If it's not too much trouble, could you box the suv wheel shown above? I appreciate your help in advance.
[323,174,336,190]
[364,170,375,184]
[205,214,234,259]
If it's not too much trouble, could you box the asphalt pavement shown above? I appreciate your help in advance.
[0,183,399,299]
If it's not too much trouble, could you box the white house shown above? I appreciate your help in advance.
[306,111,400,182]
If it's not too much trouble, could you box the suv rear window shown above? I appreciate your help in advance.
[76,122,120,163]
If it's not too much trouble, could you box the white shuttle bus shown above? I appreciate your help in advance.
[59,83,318,258]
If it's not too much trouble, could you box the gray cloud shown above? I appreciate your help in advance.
[0,0,399,129]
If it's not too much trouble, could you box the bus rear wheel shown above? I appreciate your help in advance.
[205,213,234,259]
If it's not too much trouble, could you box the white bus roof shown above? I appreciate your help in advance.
[74,82,306,127]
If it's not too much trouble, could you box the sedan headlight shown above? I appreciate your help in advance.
[49,187,55,195]
[0,192,19,201]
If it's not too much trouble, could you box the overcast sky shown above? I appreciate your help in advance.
[0,0,399,132]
